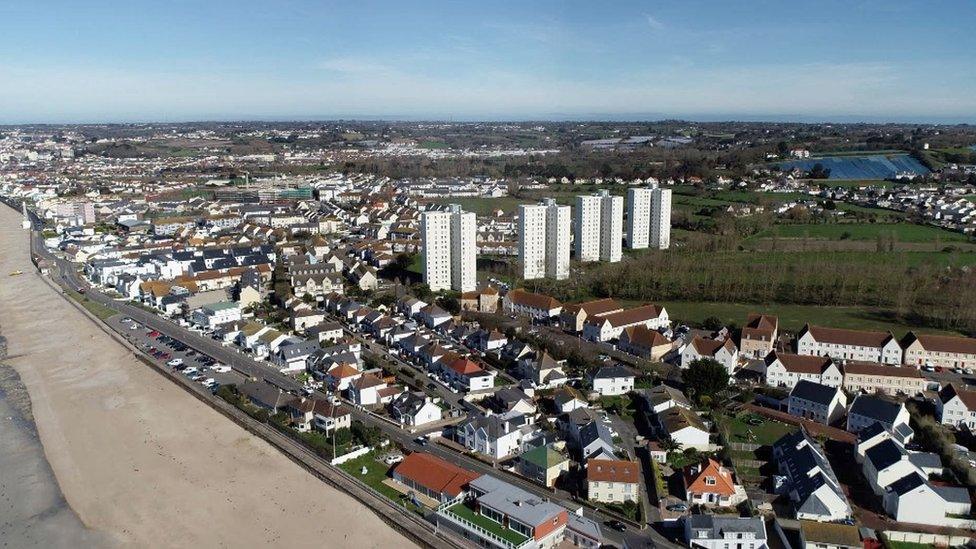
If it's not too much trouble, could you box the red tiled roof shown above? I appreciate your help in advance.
[394,453,480,498]
[804,324,893,347]
[767,352,833,374]
[587,459,639,483]
[448,357,484,375]
[590,304,664,328]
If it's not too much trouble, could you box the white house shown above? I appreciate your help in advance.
[591,365,635,396]
[582,304,669,342]
[882,472,972,527]
[936,384,976,430]
[772,431,852,522]
[659,406,710,451]
[684,515,768,549]
[502,289,562,320]
[846,395,913,443]
[456,412,533,460]
[764,352,842,390]
[787,380,847,425]
[681,336,739,375]
[190,301,242,329]
[797,324,902,365]
[389,391,442,427]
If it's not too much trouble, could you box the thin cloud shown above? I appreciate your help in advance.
[644,14,665,31]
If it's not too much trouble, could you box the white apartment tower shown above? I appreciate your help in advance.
[519,199,571,280]
[626,187,651,249]
[650,185,672,250]
[600,191,623,262]
[421,205,477,293]
[627,185,671,250]
[574,191,623,263]
[574,195,601,262]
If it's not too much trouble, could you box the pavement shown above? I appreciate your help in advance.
[16,204,679,549]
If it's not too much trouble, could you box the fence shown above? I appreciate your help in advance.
[884,530,975,546]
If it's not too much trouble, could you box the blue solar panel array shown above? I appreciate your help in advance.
[777,154,930,180]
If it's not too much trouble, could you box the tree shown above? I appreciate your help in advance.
[682,358,729,406]
[702,316,723,331]
[659,434,683,453]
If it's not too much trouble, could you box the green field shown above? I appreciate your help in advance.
[657,300,962,337]
[428,196,524,215]
[754,223,970,243]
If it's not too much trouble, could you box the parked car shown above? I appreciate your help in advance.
[666,503,689,512]
[166,358,184,367]
[383,454,404,465]
[604,520,626,532]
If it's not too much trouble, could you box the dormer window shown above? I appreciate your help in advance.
[705,476,716,485]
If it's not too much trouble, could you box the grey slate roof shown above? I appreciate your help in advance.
[849,395,903,424]
[790,379,840,406]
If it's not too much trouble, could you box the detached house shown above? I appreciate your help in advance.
[787,380,847,425]
[586,458,640,504]
[456,412,534,460]
[797,325,902,365]
[389,391,442,427]
[740,313,779,359]
[440,357,497,392]
[846,395,913,443]
[772,431,852,522]
[681,336,739,375]
[392,452,481,504]
[591,365,635,396]
[684,515,768,549]
[681,458,747,508]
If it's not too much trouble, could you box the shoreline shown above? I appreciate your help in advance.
[0,205,410,547]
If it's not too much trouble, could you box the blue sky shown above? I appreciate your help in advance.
[1,0,974,123]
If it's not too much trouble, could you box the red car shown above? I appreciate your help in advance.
[935,366,944,373]
[148,330,160,337]
[160,353,171,360]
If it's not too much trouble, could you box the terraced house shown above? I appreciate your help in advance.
[841,361,927,396]
[901,332,976,370]
[797,325,902,365]
[582,303,668,342]
[764,352,842,390]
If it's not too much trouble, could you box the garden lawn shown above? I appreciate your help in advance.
[718,412,797,446]
[337,451,402,502]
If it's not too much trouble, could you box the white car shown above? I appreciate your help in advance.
[383,454,404,465]
[166,358,184,367]
[211,364,231,373]
[201,378,216,387]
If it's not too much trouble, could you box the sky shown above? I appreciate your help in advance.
[1,0,974,123]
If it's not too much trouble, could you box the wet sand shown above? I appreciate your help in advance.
[0,206,410,548]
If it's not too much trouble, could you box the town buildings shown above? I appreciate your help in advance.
[519,198,571,280]
[901,332,976,370]
[420,204,476,292]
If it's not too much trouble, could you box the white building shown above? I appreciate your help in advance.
[190,301,242,329]
[626,187,651,249]
[787,380,848,425]
[797,325,902,365]
[519,199,571,280]
[574,190,622,263]
[684,515,768,549]
[936,384,976,430]
[420,204,476,292]
[650,185,672,250]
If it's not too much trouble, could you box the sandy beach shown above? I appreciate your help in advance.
[0,206,410,548]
